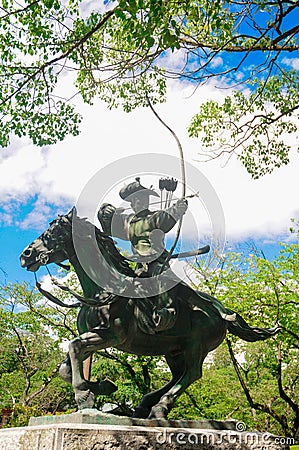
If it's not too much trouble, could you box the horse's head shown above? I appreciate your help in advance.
[21,207,134,286]
[20,211,73,272]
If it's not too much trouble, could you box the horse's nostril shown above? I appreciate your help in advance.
[23,248,32,257]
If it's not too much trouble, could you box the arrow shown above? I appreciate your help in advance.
[171,245,210,259]
[118,191,200,212]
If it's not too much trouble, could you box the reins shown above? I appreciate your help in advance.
[34,268,81,309]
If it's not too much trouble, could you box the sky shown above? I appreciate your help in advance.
[0,27,299,286]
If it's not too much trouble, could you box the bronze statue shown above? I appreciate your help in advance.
[98,177,188,333]
[20,208,279,419]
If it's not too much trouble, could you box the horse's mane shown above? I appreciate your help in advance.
[94,229,135,277]
[70,208,135,278]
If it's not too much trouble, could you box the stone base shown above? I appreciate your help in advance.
[0,422,291,450]
[28,408,239,430]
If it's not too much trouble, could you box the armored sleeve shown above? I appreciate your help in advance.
[98,203,132,240]
[149,199,188,233]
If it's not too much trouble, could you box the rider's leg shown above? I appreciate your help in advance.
[152,291,177,332]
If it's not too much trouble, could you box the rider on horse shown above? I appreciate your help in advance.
[98,177,188,333]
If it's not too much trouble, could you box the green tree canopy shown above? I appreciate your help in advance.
[190,237,299,438]
[1,0,299,177]
[0,282,76,425]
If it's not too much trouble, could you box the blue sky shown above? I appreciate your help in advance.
[0,81,297,286]
[0,3,299,285]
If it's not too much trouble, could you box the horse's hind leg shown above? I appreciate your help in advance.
[68,328,119,409]
[149,353,206,419]
[133,353,185,419]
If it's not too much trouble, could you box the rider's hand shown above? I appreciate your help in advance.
[176,199,188,213]
[104,205,116,216]
[98,203,116,220]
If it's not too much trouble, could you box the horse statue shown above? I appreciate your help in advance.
[20,208,279,419]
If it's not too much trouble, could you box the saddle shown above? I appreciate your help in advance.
[134,295,178,335]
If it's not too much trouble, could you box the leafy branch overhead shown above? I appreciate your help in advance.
[1,0,299,176]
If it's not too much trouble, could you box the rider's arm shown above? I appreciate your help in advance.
[98,203,130,240]
[98,203,116,235]
[150,199,188,232]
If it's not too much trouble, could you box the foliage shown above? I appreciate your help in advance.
[0,1,298,177]
[188,71,299,179]
[189,238,299,438]
[0,281,77,423]
[5,404,42,428]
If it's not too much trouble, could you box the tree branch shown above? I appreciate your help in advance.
[226,338,289,433]
[0,7,116,107]
[0,0,40,20]
[24,361,61,405]
[272,24,299,45]
[277,343,299,414]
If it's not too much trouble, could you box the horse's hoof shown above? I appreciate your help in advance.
[148,404,168,420]
[87,379,117,396]
[132,406,151,419]
[76,389,95,409]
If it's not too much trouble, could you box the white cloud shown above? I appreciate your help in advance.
[0,77,298,241]
[282,57,299,70]
[16,201,53,230]
[157,48,190,75]
[0,144,47,200]
[210,56,223,68]
[0,212,13,226]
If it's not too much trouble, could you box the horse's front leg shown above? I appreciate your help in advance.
[68,329,117,409]
[59,353,95,384]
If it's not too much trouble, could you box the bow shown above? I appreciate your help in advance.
[146,95,186,269]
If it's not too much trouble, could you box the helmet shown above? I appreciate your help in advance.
[119,177,159,202]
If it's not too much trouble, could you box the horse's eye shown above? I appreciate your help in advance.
[23,248,32,257]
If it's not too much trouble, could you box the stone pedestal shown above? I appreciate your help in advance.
[0,410,292,450]
[28,408,240,430]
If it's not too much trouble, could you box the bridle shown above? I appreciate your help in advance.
[33,213,113,308]
[37,215,73,265]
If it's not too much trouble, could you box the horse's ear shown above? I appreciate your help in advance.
[69,206,76,218]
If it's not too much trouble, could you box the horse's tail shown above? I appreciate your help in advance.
[227,311,280,342]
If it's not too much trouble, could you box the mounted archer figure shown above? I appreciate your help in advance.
[97,177,188,333]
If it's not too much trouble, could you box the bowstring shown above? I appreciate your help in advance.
[145,94,186,271]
